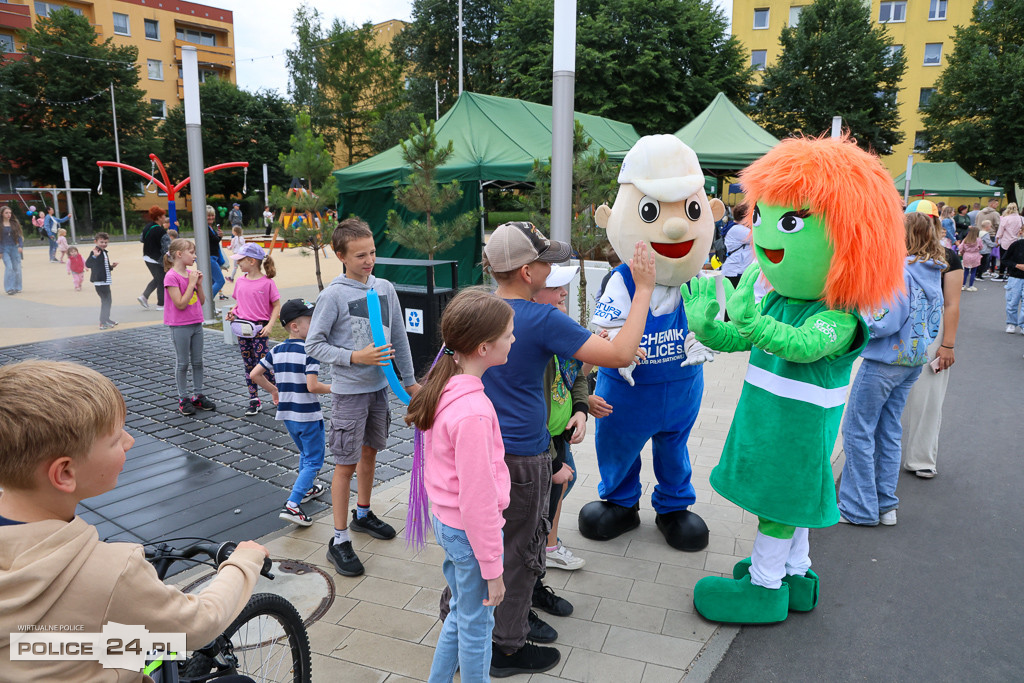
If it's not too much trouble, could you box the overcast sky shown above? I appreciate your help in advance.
[218,0,733,96]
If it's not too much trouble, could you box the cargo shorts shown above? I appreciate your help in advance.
[328,389,390,466]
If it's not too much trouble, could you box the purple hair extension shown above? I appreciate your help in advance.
[405,345,447,549]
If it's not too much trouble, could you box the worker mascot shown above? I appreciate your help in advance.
[684,135,905,623]
[578,134,722,552]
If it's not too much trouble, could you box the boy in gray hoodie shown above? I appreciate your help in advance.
[306,218,420,577]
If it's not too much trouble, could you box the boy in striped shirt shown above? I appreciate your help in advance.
[251,299,331,525]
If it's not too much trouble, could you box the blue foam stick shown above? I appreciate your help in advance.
[366,289,411,405]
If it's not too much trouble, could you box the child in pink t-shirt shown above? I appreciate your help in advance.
[56,228,69,262]
[66,247,85,290]
[163,238,215,416]
[226,242,281,416]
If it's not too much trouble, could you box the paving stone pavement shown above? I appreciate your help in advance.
[0,326,416,502]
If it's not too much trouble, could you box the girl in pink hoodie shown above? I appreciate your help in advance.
[406,288,514,682]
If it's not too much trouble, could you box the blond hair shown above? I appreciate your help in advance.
[164,238,195,271]
[0,361,125,489]
[905,213,946,267]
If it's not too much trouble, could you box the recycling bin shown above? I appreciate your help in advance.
[374,257,459,379]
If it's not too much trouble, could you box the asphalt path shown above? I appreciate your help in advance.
[708,275,1024,682]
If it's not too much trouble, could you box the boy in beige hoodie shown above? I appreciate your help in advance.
[0,360,269,682]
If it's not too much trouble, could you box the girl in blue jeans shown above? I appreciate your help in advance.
[406,289,515,682]
[839,211,945,526]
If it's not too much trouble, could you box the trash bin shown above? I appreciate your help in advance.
[375,257,459,379]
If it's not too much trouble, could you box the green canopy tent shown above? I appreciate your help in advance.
[673,92,780,175]
[893,161,1002,198]
[333,91,640,285]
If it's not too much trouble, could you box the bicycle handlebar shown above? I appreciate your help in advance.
[145,540,274,581]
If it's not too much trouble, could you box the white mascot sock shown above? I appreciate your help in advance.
[748,531,789,589]
[785,527,811,577]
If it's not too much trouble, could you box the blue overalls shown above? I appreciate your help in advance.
[594,265,703,513]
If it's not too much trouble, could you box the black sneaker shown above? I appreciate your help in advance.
[191,394,216,411]
[349,509,396,540]
[279,504,313,527]
[178,399,196,416]
[527,610,557,643]
[301,483,327,504]
[490,642,560,678]
[245,399,261,416]
[533,582,573,617]
[327,538,364,576]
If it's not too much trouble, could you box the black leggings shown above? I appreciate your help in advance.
[142,260,165,306]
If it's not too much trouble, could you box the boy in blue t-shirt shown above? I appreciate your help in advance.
[479,222,656,677]
[250,299,330,526]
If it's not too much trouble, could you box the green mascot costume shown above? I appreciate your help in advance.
[684,135,906,624]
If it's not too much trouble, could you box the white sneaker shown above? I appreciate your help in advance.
[880,510,897,526]
[1019,328,1024,336]
[1007,325,1017,334]
[968,286,978,291]
[546,542,586,570]
[137,295,149,309]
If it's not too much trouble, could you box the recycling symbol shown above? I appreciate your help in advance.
[406,309,423,334]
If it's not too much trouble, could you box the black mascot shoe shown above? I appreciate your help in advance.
[578,501,640,541]
[655,509,710,552]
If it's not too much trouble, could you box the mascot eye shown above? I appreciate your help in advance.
[777,214,805,233]
[685,199,702,221]
[638,196,660,223]
[752,205,762,227]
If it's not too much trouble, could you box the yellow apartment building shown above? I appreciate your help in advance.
[731,0,976,177]
[0,0,235,120]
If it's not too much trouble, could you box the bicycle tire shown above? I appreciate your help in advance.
[182,593,312,683]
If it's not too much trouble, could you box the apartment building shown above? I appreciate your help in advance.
[731,0,975,176]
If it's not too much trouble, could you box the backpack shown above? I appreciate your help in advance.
[712,223,728,263]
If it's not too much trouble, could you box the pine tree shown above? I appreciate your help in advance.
[753,0,906,154]
[523,121,618,325]
[269,112,338,290]
[385,115,477,260]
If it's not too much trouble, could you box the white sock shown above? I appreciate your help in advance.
[334,528,350,545]
[286,501,300,512]
[749,531,789,589]
[785,527,811,577]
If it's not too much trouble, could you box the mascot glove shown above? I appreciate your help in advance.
[726,265,762,337]
[618,361,637,387]
[681,277,724,340]
[681,332,717,366]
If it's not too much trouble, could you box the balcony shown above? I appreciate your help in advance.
[173,39,233,70]
[0,3,31,32]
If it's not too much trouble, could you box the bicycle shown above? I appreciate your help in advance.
[145,538,312,683]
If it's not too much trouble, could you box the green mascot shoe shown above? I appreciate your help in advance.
[731,557,819,612]
[693,575,789,624]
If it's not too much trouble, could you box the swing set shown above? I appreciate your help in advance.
[95,153,248,231]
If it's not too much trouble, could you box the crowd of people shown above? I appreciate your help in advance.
[1,183,1022,680]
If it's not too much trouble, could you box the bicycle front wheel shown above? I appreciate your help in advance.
[186,592,312,683]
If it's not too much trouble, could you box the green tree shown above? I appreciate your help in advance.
[0,9,156,227]
[286,5,406,165]
[269,112,339,290]
[523,121,618,324]
[392,0,508,121]
[753,0,906,154]
[386,115,478,260]
[921,0,1024,203]
[493,0,751,135]
[159,78,294,205]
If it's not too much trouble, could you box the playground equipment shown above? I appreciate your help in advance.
[96,153,248,229]
[270,186,324,256]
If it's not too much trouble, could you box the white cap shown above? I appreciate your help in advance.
[618,135,705,203]
[545,264,579,288]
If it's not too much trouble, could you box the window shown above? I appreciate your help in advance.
[144,19,159,40]
[913,132,930,153]
[0,34,14,53]
[753,8,770,29]
[878,1,907,22]
[34,2,83,17]
[981,0,994,8]
[176,67,219,82]
[175,27,216,46]
[789,6,804,26]
[0,173,29,194]
[749,92,763,107]
[924,43,942,65]
[751,50,767,70]
[919,88,936,108]
[150,99,166,119]
[147,58,163,80]
[885,44,903,65]
[112,12,129,36]
[928,0,947,19]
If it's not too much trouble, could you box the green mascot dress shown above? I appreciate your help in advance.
[683,135,907,624]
